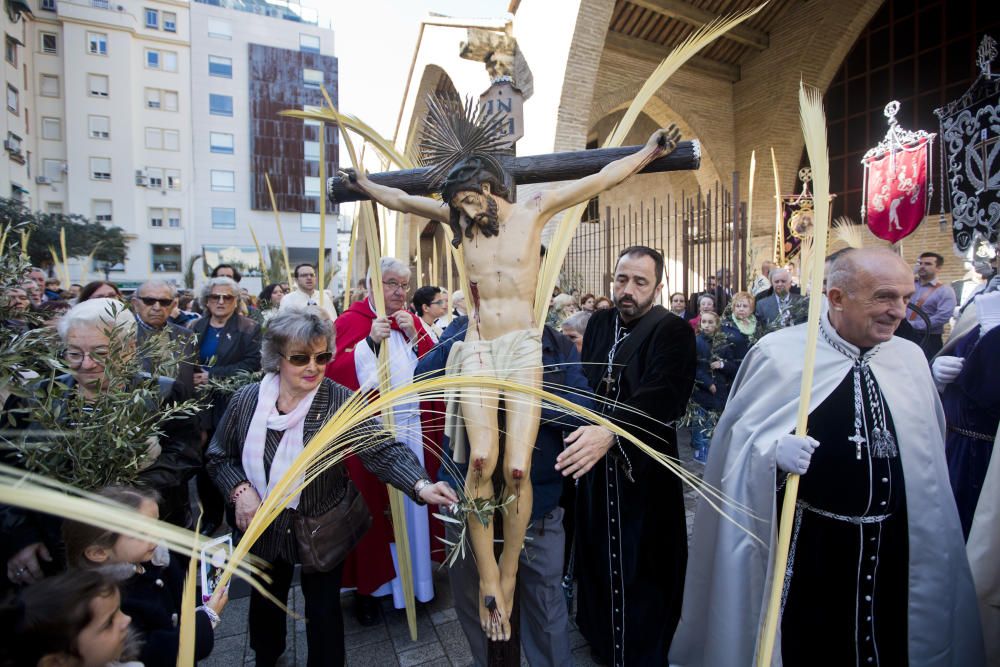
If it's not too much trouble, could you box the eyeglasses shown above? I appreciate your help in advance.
[430,299,447,306]
[283,351,334,366]
[382,280,410,293]
[137,296,174,308]
[208,294,236,303]
[64,348,109,366]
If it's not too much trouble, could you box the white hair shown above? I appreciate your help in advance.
[134,279,177,299]
[769,267,791,282]
[58,297,136,341]
[562,310,592,334]
[365,257,411,289]
[451,290,464,302]
[199,276,240,307]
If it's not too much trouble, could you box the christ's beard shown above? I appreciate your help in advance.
[465,197,500,240]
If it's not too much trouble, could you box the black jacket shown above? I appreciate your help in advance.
[137,319,198,395]
[191,314,261,430]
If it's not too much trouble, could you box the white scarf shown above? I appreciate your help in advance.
[241,373,318,510]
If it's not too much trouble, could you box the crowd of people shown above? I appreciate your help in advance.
[0,240,997,666]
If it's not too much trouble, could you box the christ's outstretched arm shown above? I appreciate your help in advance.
[536,125,681,220]
[341,168,451,224]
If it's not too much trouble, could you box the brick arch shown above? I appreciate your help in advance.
[593,92,725,194]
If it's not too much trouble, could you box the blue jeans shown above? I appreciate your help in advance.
[690,405,715,454]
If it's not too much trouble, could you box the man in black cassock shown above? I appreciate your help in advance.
[556,245,696,666]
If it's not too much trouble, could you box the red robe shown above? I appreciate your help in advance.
[326,300,445,594]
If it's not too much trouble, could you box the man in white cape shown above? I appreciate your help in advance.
[670,248,983,666]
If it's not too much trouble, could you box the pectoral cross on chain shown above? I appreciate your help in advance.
[600,371,616,395]
[848,432,867,460]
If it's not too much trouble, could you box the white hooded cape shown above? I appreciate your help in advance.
[669,315,984,666]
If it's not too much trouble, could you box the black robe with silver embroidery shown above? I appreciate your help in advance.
[779,370,908,666]
[576,306,696,666]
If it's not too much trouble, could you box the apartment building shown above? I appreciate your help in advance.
[2,0,339,291]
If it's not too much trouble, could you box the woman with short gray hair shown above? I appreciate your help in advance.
[207,306,457,666]
[191,275,262,534]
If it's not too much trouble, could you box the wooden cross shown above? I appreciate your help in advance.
[326,141,702,203]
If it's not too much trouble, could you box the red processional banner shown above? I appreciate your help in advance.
[862,136,931,244]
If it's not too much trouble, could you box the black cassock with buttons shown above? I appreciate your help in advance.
[779,368,908,666]
[576,306,696,666]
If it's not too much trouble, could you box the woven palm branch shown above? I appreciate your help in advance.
[832,216,866,249]
[419,95,510,188]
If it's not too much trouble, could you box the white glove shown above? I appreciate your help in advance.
[775,434,819,475]
[931,356,964,391]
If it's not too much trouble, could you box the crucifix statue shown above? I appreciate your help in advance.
[335,97,694,642]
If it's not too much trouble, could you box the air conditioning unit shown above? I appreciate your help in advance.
[135,170,148,186]
[35,176,52,185]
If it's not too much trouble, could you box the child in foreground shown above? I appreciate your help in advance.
[1,569,138,667]
[62,487,227,667]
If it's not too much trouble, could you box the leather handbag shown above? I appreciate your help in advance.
[292,481,372,574]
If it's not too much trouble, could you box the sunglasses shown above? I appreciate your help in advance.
[137,296,174,307]
[209,294,236,303]
[283,351,333,366]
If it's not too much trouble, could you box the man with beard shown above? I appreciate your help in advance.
[341,125,683,642]
[556,245,696,665]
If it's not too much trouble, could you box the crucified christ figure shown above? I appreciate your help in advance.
[341,125,681,641]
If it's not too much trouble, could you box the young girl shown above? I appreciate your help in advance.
[2,569,138,667]
[691,312,730,463]
[62,487,227,667]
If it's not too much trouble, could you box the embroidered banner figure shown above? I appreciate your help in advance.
[861,101,935,244]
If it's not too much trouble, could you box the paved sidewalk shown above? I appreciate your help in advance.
[202,432,703,666]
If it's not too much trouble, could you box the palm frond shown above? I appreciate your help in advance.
[535,2,769,326]
[832,216,865,249]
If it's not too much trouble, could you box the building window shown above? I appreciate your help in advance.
[300,213,320,232]
[145,167,162,188]
[209,93,232,116]
[303,68,323,89]
[90,157,111,181]
[6,84,17,113]
[5,35,17,66]
[41,117,61,140]
[88,114,110,139]
[39,74,59,97]
[145,128,179,151]
[144,8,158,29]
[87,32,107,56]
[210,170,235,192]
[144,87,178,111]
[209,131,234,154]
[145,49,177,72]
[42,159,62,182]
[87,74,108,98]
[41,0,56,10]
[149,207,180,228]
[92,199,112,224]
[5,132,22,155]
[304,176,321,198]
[151,244,181,272]
[207,19,231,39]
[163,12,177,32]
[41,33,57,55]
[303,104,321,129]
[211,207,236,229]
[304,140,320,161]
[166,169,180,189]
[300,33,320,54]
[46,202,62,213]
[208,55,232,78]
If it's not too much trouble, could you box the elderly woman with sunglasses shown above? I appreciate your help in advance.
[1,298,199,586]
[191,276,262,533]
[207,307,457,667]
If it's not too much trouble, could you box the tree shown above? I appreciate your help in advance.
[0,197,128,272]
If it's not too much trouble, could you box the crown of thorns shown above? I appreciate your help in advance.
[420,94,512,195]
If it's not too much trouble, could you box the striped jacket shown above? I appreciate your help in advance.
[206,377,426,562]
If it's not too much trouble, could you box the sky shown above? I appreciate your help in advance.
[304,0,511,152]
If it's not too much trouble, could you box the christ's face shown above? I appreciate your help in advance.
[451,189,499,237]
